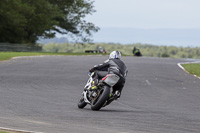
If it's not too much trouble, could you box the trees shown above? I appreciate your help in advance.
[42,42,200,59]
[0,0,27,43]
[48,0,99,42]
[0,0,99,44]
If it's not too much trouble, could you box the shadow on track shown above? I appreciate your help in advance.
[77,107,140,113]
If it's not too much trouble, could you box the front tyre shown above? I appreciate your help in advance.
[78,94,87,109]
[91,86,110,111]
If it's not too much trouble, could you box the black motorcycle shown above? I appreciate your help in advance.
[78,72,120,111]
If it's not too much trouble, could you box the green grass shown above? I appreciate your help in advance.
[0,131,9,133]
[0,52,106,61]
[182,63,200,77]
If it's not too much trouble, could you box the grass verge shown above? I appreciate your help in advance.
[0,52,105,61]
[0,131,9,133]
[182,63,200,77]
[0,130,21,133]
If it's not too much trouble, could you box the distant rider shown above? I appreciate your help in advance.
[89,51,128,100]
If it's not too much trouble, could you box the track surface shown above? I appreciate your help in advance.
[0,56,200,133]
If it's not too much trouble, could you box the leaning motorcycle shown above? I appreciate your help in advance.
[77,72,120,111]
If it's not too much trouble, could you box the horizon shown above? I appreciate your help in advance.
[54,28,200,47]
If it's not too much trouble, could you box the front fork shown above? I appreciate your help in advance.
[83,91,90,104]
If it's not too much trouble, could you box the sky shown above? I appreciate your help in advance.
[87,0,200,29]
[84,0,200,46]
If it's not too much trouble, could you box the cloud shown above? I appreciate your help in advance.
[87,0,200,29]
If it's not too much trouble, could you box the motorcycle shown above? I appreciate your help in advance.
[77,72,120,111]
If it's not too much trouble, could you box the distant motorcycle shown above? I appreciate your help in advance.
[78,72,120,111]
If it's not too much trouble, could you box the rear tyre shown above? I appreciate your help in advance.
[78,94,87,109]
[91,86,110,111]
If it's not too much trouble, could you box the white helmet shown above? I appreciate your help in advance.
[109,51,121,59]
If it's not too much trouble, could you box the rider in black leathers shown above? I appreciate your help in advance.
[89,51,128,99]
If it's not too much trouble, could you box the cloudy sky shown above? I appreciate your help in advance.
[84,0,200,46]
[87,0,200,29]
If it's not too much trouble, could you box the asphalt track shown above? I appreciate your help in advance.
[0,56,200,133]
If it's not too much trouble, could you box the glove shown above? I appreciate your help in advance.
[89,68,94,73]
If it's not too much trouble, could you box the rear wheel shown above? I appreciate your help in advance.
[91,86,110,111]
[78,94,87,109]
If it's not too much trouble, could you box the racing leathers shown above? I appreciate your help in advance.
[89,58,128,96]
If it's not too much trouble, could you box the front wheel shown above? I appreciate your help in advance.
[77,93,87,109]
[91,86,110,111]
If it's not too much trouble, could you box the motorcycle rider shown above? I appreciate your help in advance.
[89,51,128,100]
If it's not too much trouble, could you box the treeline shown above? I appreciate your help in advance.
[42,43,200,59]
[0,0,98,45]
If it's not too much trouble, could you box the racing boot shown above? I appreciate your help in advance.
[113,90,120,100]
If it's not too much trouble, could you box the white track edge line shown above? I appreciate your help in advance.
[0,127,43,133]
[177,61,200,79]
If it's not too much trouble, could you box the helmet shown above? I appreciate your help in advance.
[109,51,121,59]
